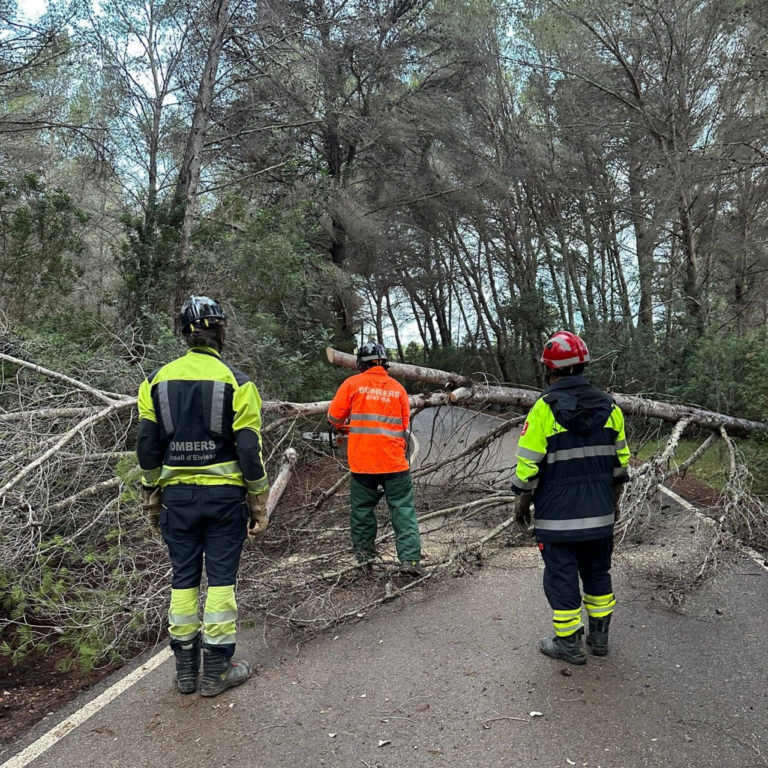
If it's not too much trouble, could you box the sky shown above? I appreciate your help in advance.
[20,0,47,22]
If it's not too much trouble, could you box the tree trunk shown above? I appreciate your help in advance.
[385,290,405,362]
[326,348,472,388]
[326,349,766,436]
[628,134,654,330]
[171,0,231,328]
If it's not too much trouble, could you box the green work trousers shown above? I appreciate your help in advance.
[349,471,421,563]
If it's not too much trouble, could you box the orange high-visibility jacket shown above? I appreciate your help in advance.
[327,366,410,474]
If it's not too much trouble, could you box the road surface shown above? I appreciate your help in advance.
[2,407,766,768]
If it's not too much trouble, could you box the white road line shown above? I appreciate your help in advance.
[0,647,173,768]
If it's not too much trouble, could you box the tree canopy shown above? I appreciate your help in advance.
[0,0,766,414]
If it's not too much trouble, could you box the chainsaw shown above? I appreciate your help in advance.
[301,425,346,449]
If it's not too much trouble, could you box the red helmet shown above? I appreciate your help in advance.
[540,331,590,370]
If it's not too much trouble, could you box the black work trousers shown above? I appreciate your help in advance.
[161,484,248,589]
[540,536,613,613]
[160,484,248,658]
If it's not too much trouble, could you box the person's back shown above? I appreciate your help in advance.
[137,295,270,697]
[517,374,627,542]
[140,347,267,490]
[331,365,410,475]
[513,331,630,664]
[328,342,426,577]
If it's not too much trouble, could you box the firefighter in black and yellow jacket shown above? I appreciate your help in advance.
[137,296,269,697]
[512,331,630,665]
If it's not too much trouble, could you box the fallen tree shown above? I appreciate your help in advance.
[327,348,766,436]
[327,346,768,557]
[2,338,767,670]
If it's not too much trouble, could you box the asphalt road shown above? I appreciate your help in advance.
[410,406,521,486]
[2,407,767,768]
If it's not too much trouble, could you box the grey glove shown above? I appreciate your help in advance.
[140,485,163,537]
[515,493,533,533]
[613,484,624,522]
[247,489,270,538]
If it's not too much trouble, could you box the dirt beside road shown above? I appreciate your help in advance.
[0,646,116,747]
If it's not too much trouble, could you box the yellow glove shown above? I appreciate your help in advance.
[247,490,270,538]
[140,485,163,537]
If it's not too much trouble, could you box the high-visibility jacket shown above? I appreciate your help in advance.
[327,366,410,475]
[137,347,268,494]
[512,376,630,543]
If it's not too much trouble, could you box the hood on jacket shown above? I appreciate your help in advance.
[542,376,613,435]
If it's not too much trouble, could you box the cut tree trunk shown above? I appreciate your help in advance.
[266,448,298,520]
[326,348,472,388]
[326,349,765,436]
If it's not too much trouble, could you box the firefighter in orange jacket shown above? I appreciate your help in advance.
[328,342,426,577]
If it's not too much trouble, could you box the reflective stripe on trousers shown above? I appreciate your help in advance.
[203,585,238,648]
[583,592,616,618]
[169,586,202,642]
[553,607,584,637]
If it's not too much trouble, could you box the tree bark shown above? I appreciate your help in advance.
[384,290,405,363]
[326,347,472,388]
[172,0,231,326]
[266,448,298,520]
[326,349,766,436]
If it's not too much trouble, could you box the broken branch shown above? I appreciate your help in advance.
[0,353,130,404]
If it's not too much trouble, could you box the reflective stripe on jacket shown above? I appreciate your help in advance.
[137,347,268,493]
[328,366,410,474]
[513,376,630,542]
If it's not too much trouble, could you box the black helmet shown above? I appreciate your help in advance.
[356,341,388,370]
[180,295,227,336]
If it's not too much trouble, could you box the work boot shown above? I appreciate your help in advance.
[199,649,252,697]
[539,627,587,665]
[173,634,201,694]
[399,560,428,578]
[587,614,612,656]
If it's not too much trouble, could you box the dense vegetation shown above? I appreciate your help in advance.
[0,0,765,412]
